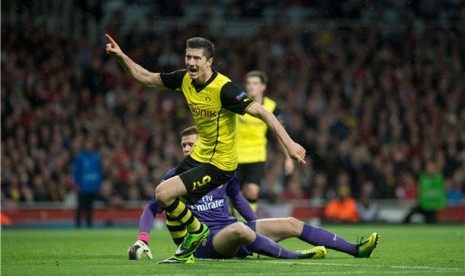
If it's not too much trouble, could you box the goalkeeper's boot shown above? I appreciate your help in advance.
[157,254,195,264]
[175,223,210,258]
[356,232,379,258]
[297,246,327,259]
[128,240,153,260]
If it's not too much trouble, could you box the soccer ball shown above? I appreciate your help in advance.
[128,240,153,260]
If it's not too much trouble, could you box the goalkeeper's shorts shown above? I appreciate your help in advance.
[194,221,256,259]
[194,233,252,259]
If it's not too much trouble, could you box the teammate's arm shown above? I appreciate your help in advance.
[246,102,306,163]
[105,34,163,88]
[279,140,295,175]
[271,109,295,175]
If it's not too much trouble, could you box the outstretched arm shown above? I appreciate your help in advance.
[246,102,306,163]
[105,34,163,88]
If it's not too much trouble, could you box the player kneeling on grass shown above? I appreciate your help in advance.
[129,127,379,263]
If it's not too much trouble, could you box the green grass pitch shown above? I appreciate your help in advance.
[1,224,464,275]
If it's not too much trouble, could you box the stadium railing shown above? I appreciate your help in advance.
[2,199,464,228]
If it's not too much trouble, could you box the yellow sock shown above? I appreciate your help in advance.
[165,198,201,233]
[166,217,187,245]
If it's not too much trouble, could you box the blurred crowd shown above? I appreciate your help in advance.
[2,0,465,210]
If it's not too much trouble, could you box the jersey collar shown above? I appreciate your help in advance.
[191,70,218,92]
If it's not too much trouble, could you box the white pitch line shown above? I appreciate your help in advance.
[119,271,462,276]
[197,259,465,273]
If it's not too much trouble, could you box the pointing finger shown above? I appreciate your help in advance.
[105,34,116,44]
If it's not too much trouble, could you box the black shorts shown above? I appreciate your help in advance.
[175,155,234,204]
[236,162,265,189]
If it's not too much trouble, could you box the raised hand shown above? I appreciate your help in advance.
[105,34,123,57]
[288,142,306,164]
[104,34,161,87]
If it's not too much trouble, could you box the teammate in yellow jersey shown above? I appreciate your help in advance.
[236,71,295,212]
[105,34,306,264]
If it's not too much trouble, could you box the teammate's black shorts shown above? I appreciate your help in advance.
[236,162,265,189]
[175,155,234,204]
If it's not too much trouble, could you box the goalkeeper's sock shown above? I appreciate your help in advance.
[299,224,358,256]
[246,234,301,259]
[137,232,149,245]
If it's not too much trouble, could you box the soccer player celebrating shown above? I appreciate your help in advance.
[236,71,295,212]
[105,34,306,263]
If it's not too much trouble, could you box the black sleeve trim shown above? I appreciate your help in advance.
[220,82,254,115]
[160,69,187,90]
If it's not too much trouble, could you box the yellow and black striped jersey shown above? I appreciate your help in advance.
[160,69,253,171]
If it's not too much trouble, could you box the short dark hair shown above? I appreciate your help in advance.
[245,70,268,84]
[180,126,198,137]
[186,37,215,59]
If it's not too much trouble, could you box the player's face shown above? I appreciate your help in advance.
[185,48,213,83]
[245,76,266,99]
[181,134,198,156]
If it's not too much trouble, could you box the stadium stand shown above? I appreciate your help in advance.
[2,0,464,226]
